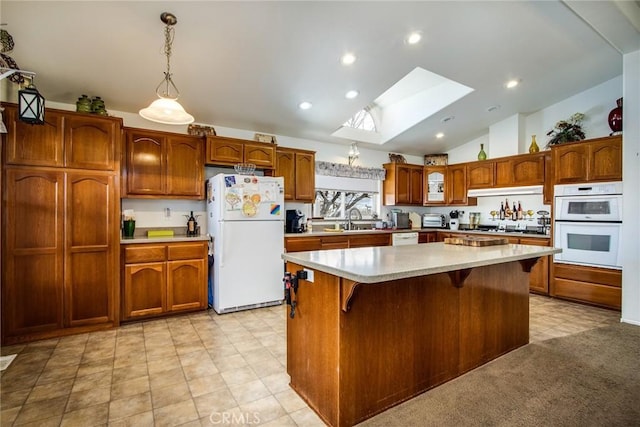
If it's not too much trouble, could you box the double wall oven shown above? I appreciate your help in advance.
[554,181,622,270]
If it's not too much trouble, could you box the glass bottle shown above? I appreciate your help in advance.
[477,143,487,161]
[187,211,196,236]
[529,135,540,153]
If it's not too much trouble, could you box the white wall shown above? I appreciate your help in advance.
[489,114,525,158]
[621,50,640,325]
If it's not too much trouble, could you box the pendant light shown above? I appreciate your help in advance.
[139,12,194,125]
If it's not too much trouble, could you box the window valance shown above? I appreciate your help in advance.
[315,161,386,180]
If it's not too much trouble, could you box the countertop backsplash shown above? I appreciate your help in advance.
[121,199,207,235]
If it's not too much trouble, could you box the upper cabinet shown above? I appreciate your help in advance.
[467,161,495,189]
[275,147,315,202]
[123,128,204,199]
[383,163,423,206]
[206,136,275,169]
[423,166,447,205]
[552,135,622,184]
[3,104,121,170]
[446,164,477,206]
[495,152,545,186]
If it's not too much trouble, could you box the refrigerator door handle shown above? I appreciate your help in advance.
[218,223,224,268]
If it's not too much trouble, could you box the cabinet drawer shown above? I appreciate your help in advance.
[553,263,621,287]
[167,243,206,260]
[124,245,166,263]
[553,278,621,310]
[286,237,322,252]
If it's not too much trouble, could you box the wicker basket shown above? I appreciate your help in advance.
[234,163,256,175]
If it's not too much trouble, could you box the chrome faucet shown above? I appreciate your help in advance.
[346,208,362,231]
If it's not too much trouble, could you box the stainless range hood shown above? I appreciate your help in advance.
[467,185,543,197]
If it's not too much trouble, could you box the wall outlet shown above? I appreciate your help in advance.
[304,269,314,283]
[164,208,171,218]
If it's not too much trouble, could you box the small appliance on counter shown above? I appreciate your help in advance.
[391,212,410,229]
[449,210,463,231]
[421,213,446,229]
[286,209,306,233]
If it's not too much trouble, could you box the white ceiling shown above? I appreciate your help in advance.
[2,1,638,156]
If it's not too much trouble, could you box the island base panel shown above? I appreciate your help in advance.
[286,260,530,427]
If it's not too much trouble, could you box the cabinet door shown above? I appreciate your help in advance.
[295,152,315,202]
[553,144,588,184]
[276,149,296,200]
[424,167,446,205]
[495,154,544,187]
[65,173,117,327]
[166,135,204,198]
[543,153,553,205]
[520,238,549,294]
[395,166,411,205]
[2,169,65,338]
[244,142,275,168]
[349,233,390,248]
[206,137,244,165]
[167,259,206,312]
[467,162,495,189]
[418,232,436,243]
[126,130,166,195]
[123,263,166,319]
[409,166,423,205]
[4,107,64,167]
[589,138,622,181]
[446,165,468,205]
[65,115,119,170]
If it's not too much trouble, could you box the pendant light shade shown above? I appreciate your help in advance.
[139,97,194,125]
[139,12,194,125]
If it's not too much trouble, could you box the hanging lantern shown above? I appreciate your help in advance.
[18,82,45,124]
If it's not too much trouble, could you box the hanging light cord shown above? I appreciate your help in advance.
[155,16,180,100]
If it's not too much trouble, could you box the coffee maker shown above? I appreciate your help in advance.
[286,209,305,233]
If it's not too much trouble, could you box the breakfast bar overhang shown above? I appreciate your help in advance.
[282,242,561,427]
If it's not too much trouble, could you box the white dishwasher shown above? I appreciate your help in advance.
[391,232,419,246]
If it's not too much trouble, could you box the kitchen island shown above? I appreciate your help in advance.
[282,242,560,427]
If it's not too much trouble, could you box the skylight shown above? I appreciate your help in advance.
[342,108,376,132]
[332,67,474,145]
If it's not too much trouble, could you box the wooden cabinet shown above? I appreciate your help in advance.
[446,164,476,206]
[418,232,437,243]
[423,166,446,205]
[122,241,207,320]
[3,104,120,170]
[551,263,621,310]
[275,147,316,202]
[520,237,550,294]
[467,161,495,189]
[206,136,275,169]
[2,169,119,344]
[552,136,622,184]
[285,232,392,252]
[2,105,121,345]
[383,163,423,206]
[123,128,204,199]
[543,152,553,204]
[495,153,545,187]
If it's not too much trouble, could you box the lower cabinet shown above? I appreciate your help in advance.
[122,241,207,320]
[551,263,621,310]
[418,232,437,243]
[285,232,391,252]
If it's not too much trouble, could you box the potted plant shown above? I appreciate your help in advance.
[546,113,586,147]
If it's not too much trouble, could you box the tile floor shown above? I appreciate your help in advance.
[1,295,620,427]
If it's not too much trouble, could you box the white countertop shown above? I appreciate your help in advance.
[285,228,550,239]
[282,242,561,283]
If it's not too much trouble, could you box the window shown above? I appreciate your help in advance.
[343,108,377,132]
[314,190,378,219]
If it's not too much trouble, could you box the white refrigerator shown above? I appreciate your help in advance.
[207,174,285,314]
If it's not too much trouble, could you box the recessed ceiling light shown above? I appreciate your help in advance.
[436,132,444,139]
[505,79,520,89]
[441,115,455,123]
[486,105,501,112]
[341,53,356,65]
[298,101,312,110]
[345,90,359,99]
[406,32,422,45]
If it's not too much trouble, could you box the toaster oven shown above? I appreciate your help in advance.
[422,213,446,228]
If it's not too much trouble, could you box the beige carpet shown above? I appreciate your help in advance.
[361,323,640,427]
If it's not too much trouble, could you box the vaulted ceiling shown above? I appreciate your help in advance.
[2,1,638,155]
